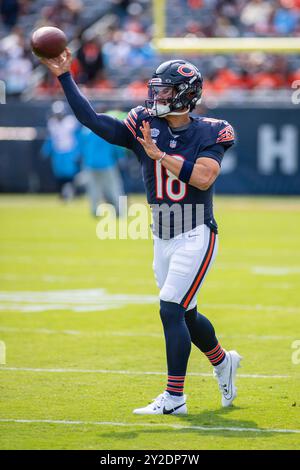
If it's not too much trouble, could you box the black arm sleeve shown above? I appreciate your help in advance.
[58,72,134,149]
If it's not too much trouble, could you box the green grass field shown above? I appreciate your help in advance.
[0,194,299,450]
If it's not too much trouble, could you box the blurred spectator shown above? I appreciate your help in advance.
[240,0,273,34]
[79,110,126,216]
[125,77,147,99]
[102,30,131,68]
[214,15,239,37]
[0,26,32,96]
[41,101,81,200]
[5,48,32,97]
[77,38,104,84]
[40,0,83,38]
[273,1,298,35]
[0,0,20,30]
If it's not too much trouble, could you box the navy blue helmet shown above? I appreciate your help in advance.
[146,60,203,117]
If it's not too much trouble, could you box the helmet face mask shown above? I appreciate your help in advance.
[146,84,176,117]
[145,60,203,118]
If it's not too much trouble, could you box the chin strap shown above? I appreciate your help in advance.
[151,103,195,118]
[167,108,190,116]
[158,108,190,118]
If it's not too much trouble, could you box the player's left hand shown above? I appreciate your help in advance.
[137,120,162,160]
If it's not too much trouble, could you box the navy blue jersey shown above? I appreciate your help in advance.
[122,106,234,236]
[58,73,235,237]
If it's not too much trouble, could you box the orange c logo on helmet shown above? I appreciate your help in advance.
[177,65,195,77]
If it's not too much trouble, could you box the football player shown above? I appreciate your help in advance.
[39,48,242,415]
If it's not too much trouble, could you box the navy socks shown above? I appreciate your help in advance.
[160,300,191,396]
[159,302,226,396]
[185,306,226,366]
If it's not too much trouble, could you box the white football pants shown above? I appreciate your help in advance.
[153,224,218,310]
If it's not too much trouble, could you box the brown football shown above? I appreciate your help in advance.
[31,26,67,59]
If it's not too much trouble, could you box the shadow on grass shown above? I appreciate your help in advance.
[98,406,275,443]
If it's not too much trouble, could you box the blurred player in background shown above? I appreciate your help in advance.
[38,48,242,415]
[41,100,81,200]
[79,111,126,217]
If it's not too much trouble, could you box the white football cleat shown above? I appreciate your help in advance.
[133,391,187,415]
[213,350,242,407]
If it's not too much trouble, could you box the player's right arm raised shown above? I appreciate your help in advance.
[39,48,134,149]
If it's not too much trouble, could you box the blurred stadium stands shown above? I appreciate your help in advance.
[0,0,299,195]
[166,0,300,37]
[1,0,300,100]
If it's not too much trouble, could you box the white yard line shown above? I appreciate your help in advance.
[202,303,300,314]
[0,256,145,266]
[252,266,300,276]
[0,289,158,313]
[0,274,297,290]
[0,326,295,341]
[0,274,155,286]
[0,367,296,380]
[0,326,162,338]
[0,286,299,314]
[0,418,299,434]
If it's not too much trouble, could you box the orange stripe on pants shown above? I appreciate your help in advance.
[183,232,216,309]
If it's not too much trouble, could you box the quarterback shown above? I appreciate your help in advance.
[39,48,242,415]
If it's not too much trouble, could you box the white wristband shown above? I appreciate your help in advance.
[158,152,166,163]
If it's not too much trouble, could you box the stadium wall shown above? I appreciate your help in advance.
[0,102,299,195]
